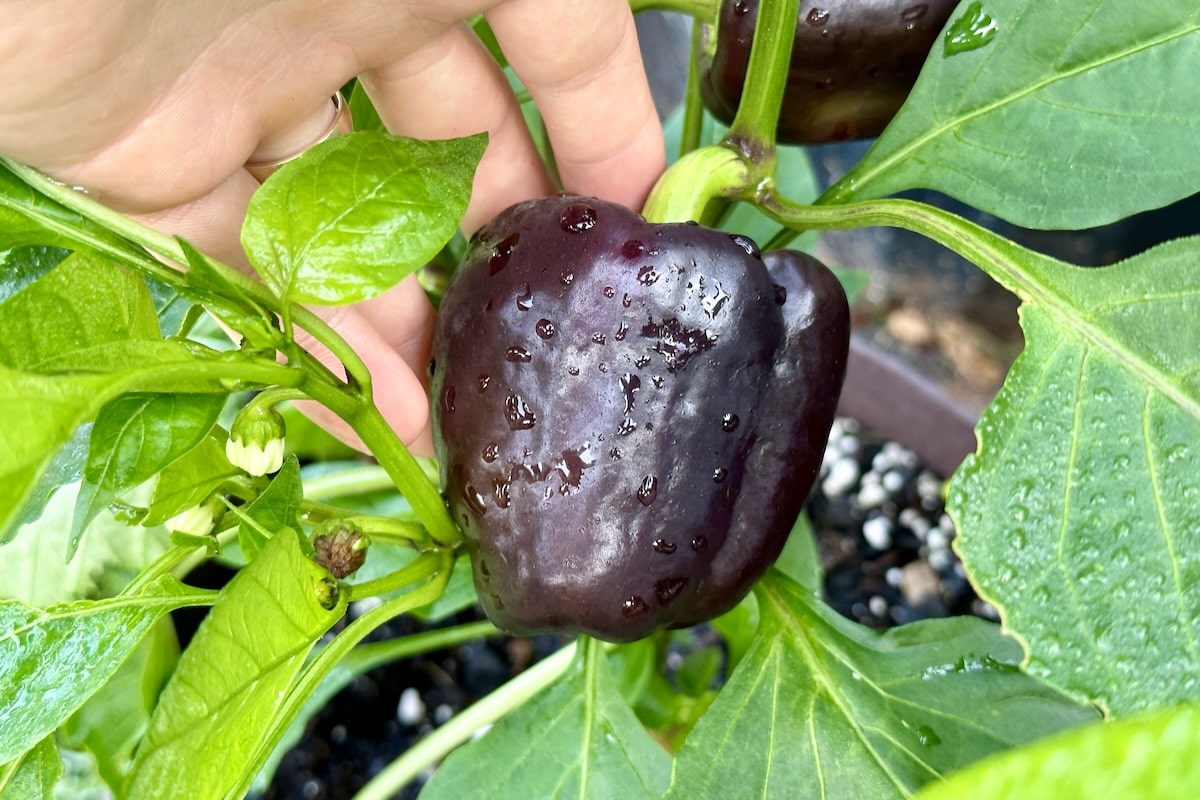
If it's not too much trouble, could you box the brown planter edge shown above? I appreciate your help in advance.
[836,335,982,479]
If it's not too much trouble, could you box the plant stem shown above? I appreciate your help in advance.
[2,157,374,392]
[758,193,1061,303]
[347,547,445,600]
[679,16,708,158]
[351,642,580,800]
[303,380,459,549]
[628,0,720,18]
[641,144,751,223]
[723,0,798,168]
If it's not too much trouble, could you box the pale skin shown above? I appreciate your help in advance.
[0,0,666,455]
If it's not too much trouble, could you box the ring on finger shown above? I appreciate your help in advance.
[245,91,354,182]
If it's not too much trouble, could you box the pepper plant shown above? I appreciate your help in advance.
[2,0,1200,798]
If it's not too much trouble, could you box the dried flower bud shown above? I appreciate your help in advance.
[313,526,369,579]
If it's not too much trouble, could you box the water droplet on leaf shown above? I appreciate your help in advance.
[943,1,998,56]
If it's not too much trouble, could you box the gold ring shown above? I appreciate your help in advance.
[246,92,354,182]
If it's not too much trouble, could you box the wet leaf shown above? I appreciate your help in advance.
[665,571,1096,799]
[242,132,485,305]
[0,737,60,800]
[420,639,671,800]
[831,1,1200,229]
[951,236,1200,715]
[0,576,209,765]
[914,700,1200,800]
[125,529,346,800]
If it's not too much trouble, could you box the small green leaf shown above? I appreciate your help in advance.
[125,529,346,800]
[71,392,225,556]
[237,456,303,562]
[420,638,671,800]
[242,131,486,305]
[829,0,1200,229]
[0,576,210,765]
[665,572,1097,799]
[914,701,1200,800]
[0,737,60,800]
[0,347,292,540]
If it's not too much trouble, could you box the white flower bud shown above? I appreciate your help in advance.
[226,402,287,476]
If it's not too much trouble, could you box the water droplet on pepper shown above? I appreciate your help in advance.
[637,475,658,506]
[504,394,537,430]
[560,202,597,233]
[489,233,519,274]
[654,576,689,605]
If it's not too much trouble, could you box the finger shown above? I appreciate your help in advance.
[487,0,665,211]
[290,296,435,457]
[359,22,553,234]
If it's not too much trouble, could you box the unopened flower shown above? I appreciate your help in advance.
[165,500,218,537]
[226,402,286,476]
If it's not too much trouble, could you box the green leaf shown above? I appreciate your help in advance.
[72,392,225,555]
[0,482,171,607]
[1,347,291,540]
[125,529,346,800]
[420,638,671,800]
[949,235,1200,716]
[0,245,68,302]
[774,511,823,594]
[242,132,486,305]
[0,737,60,800]
[237,455,303,562]
[0,576,210,765]
[144,429,240,527]
[913,701,1200,800]
[828,1,1200,228]
[0,252,159,371]
[665,572,1097,799]
[348,81,386,133]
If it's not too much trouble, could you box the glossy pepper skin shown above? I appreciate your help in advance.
[699,0,958,144]
[430,195,849,642]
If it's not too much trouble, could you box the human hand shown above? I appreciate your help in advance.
[0,0,665,455]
